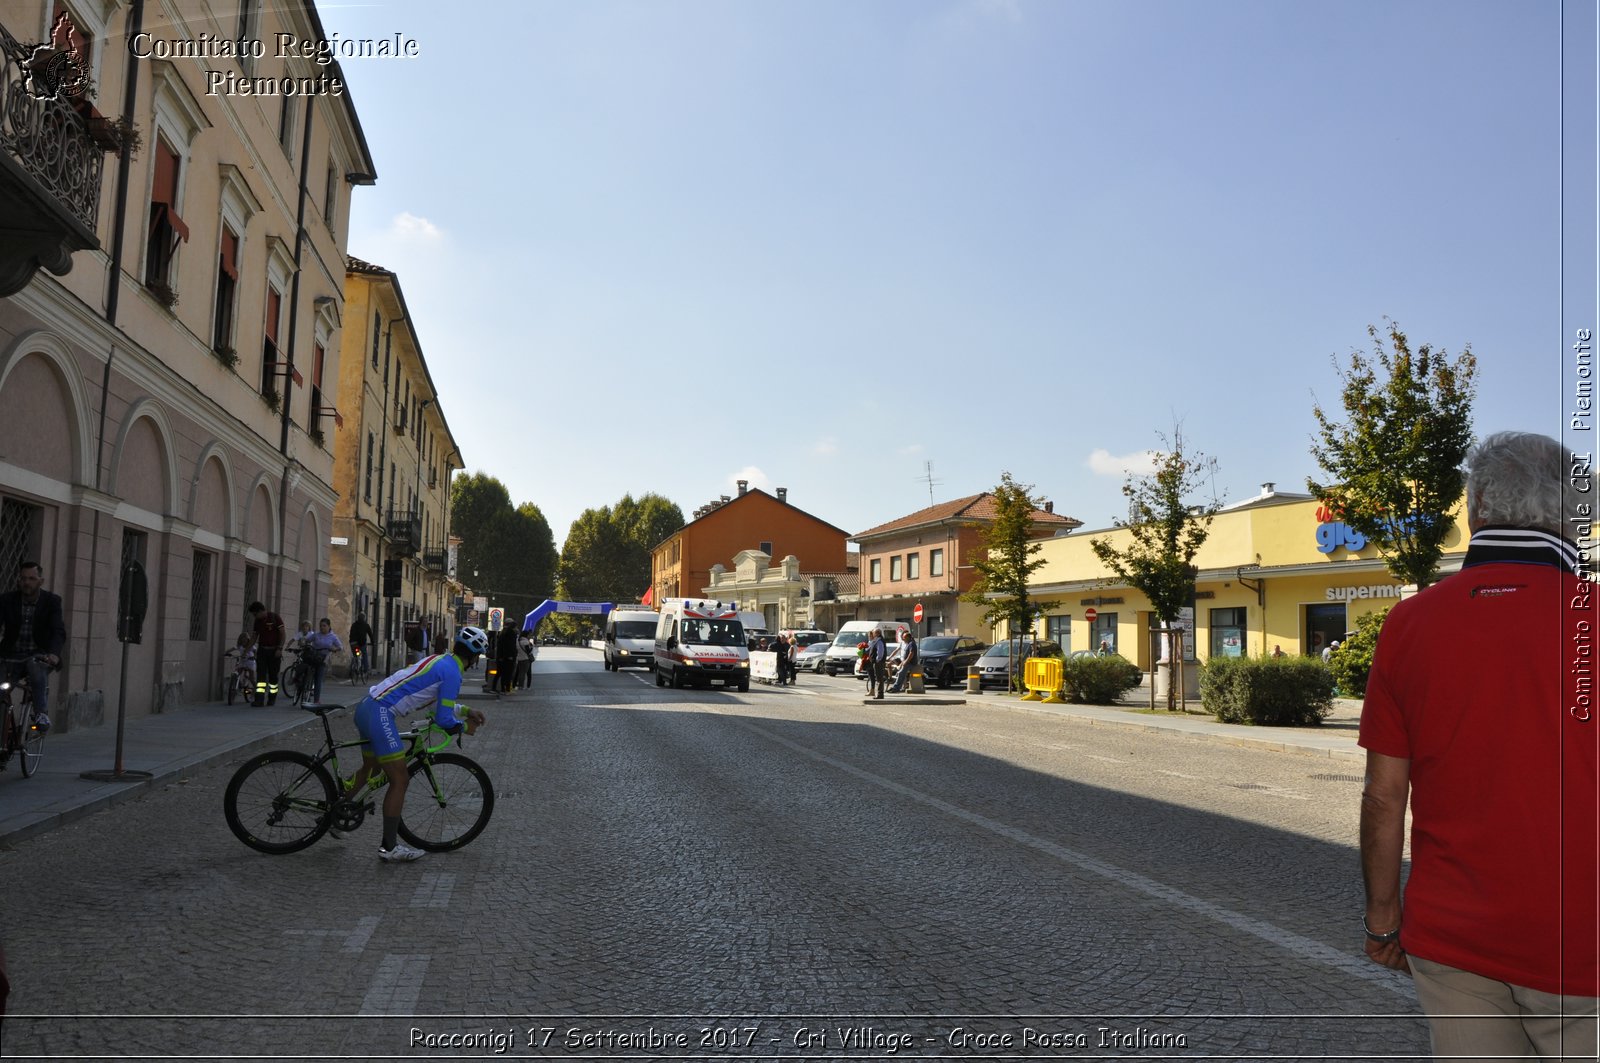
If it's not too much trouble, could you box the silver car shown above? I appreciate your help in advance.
[976,639,1060,689]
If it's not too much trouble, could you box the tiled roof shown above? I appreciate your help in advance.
[346,255,390,275]
[853,493,1079,541]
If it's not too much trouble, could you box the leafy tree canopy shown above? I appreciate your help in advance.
[960,473,1059,637]
[450,472,557,617]
[1307,318,1477,588]
[558,493,684,605]
[1090,429,1219,627]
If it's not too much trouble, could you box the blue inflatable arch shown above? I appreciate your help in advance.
[521,600,614,633]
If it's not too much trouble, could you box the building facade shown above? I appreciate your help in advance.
[328,258,461,674]
[852,493,1080,638]
[0,0,374,727]
[1026,485,1468,670]
[650,483,849,612]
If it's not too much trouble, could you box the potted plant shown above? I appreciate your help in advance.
[145,281,178,309]
[261,388,280,414]
[213,345,238,370]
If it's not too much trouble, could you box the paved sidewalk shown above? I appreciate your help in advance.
[0,672,1363,848]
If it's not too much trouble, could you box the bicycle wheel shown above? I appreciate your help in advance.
[280,662,302,702]
[398,752,494,852]
[223,750,336,854]
[18,700,43,777]
[226,672,239,705]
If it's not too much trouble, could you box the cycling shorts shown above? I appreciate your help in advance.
[353,696,406,763]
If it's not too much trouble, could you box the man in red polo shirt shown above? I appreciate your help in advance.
[1360,431,1598,1057]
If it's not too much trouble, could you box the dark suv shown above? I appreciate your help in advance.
[976,639,1061,689]
[918,636,988,688]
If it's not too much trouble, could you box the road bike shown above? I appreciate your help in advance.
[0,656,49,777]
[222,702,494,855]
[278,647,328,706]
[223,648,256,706]
[347,643,371,685]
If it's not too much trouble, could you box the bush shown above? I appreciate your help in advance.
[1061,653,1143,705]
[1199,655,1335,726]
[1328,607,1390,697]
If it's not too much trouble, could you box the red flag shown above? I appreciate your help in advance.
[640,586,653,606]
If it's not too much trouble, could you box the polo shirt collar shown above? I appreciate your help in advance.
[1462,525,1581,574]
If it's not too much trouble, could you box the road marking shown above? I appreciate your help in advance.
[1158,770,1205,780]
[360,953,429,1015]
[1084,754,1124,764]
[734,717,1410,995]
[344,915,380,952]
[410,871,457,909]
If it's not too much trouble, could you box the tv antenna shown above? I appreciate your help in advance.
[918,460,942,506]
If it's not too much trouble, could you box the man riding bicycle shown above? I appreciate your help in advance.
[338,625,488,862]
[0,561,66,733]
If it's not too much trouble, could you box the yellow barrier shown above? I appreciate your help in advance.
[1020,657,1065,703]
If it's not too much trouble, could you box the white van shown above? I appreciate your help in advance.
[603,608,658,671]
[823,619,909,677]
[654,599,751,691]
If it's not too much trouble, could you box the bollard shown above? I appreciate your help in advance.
[967,665,982,694]
[909,668,924,694]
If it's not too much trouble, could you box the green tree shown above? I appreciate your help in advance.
[449,473,557,620]
[1308,319,1477,588]
[961,473,1059,689]
[556,494,683,605]
[1090,430,1219,711]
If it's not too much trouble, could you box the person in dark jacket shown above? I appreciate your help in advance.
[0,560,66,731]
[495,627,520,693]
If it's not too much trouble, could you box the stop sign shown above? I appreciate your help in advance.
[913,603,924,623]
[1085,607,1098,622]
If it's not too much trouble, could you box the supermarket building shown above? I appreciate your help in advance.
[1025,484,1468,671]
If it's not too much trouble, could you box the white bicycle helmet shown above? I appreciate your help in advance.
[454,625,489,656]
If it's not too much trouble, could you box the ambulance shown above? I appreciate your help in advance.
[653,599,751,691]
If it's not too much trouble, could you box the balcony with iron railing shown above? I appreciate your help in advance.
[386,508,420,554]
[421,546,448,573]
[0,20,106,295]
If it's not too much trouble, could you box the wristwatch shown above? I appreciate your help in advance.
[1362,915,1401,944]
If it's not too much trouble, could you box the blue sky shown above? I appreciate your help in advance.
[325,0,1585,548]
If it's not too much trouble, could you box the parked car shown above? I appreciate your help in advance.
[795,640,830,673]
[918,635,988,688]
[976,638,1061,689]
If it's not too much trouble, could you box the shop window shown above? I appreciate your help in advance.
[1306,603,1347,658]
[1092,613,1119,655]
[1210,607,1246,659]
[0,499,42,576]
[1045,614,1072,653]
[930,549,944,577]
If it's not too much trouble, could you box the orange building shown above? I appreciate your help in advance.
[853,493,1079,637]
[650,483,848,606]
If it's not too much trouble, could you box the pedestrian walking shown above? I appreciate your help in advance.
[247,601,287,705]
[1359,431,1598,1056]
[305,617,343,703]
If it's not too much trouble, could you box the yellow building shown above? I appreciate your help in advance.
[1027,484,1468,672]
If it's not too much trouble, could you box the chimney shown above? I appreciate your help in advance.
[777,487,788,503]
[737,480,748,495]
[1044,501,1053,513]
[1261,482,1275,496]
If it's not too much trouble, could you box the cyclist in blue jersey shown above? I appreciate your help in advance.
[339,625,489,862]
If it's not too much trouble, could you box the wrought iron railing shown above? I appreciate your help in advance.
[0,21,103,233]
[386,509,420,553]
[421,548,447,572]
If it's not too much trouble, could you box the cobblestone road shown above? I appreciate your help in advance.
[0,649,1425,1061]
